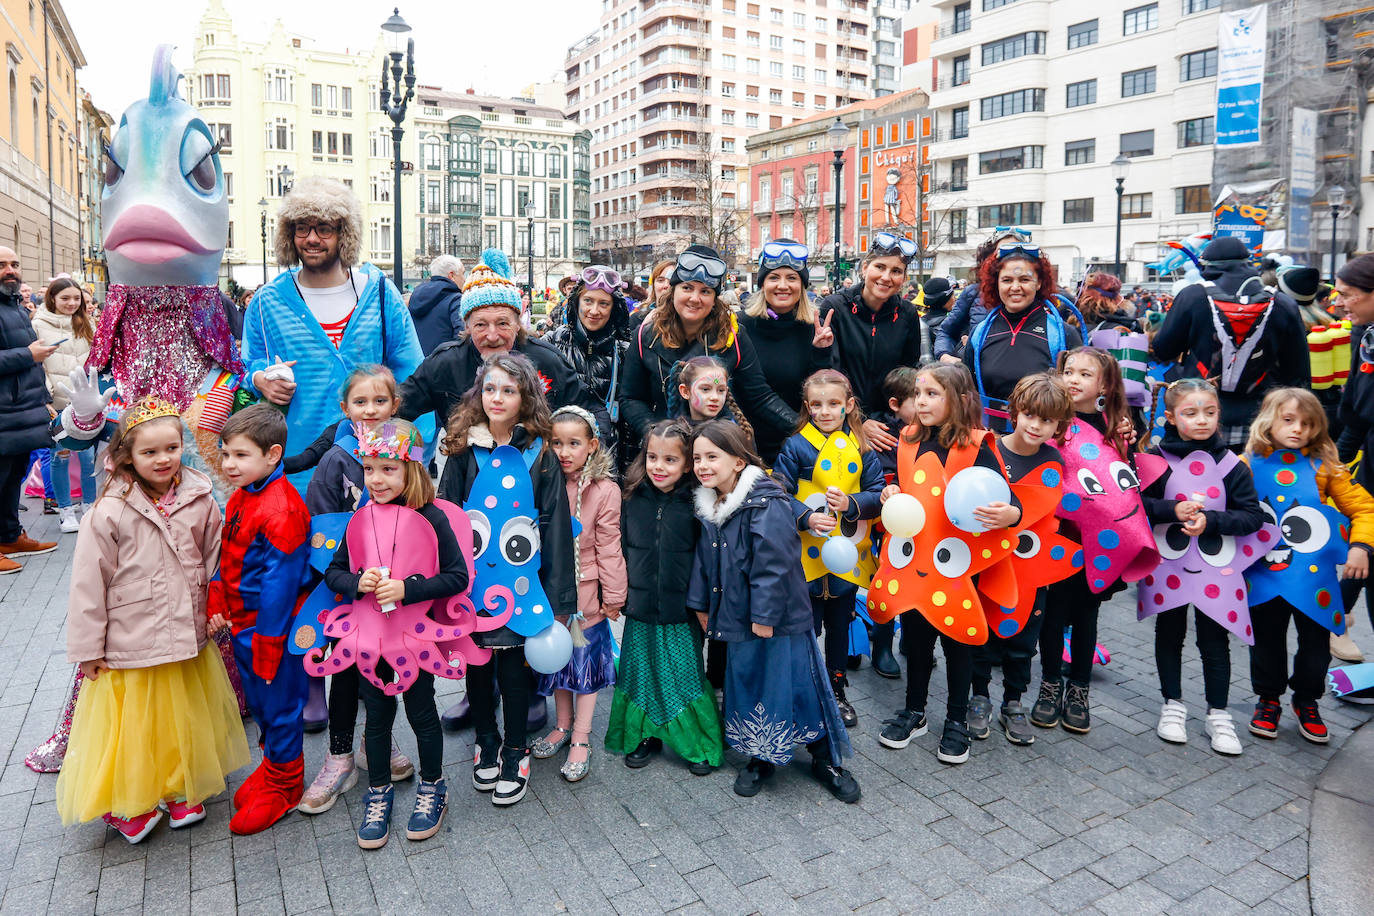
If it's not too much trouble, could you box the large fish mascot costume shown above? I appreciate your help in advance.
[26,46,248,773]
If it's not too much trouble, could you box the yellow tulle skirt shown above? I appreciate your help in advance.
[57,643,251,825]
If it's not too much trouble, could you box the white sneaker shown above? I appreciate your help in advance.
[58,505,80,533]
[1330,631,1365,663]
[1205,708,1243,756]
[1157,700,1187,744]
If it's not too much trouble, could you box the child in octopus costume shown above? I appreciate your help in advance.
[27,45,247,774]
[316,419,491,849]
[1030,348,1165,735]
[1243,388,1374,744]
[1139,380,1273,756]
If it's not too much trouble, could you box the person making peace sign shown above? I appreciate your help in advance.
[738,240,837,462]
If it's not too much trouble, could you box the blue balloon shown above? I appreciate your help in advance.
[944,466,1012,533]
[524,621,573,674]
[820,535,860,576]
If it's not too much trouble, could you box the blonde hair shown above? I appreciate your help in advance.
[743,279,817,324]
[797,369,870,451]
[1246,387,1342,470]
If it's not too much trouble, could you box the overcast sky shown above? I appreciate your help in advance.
[64,0,597,119]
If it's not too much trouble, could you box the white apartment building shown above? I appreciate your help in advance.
[924,0,1221,283]
[564,0,878,271]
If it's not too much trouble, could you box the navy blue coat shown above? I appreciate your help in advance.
[687,467,814,642]
[933,284,987,360]
[407,277,464,356]
[0,291,52,455]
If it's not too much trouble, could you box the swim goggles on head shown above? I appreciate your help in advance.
[758,240,809,273]
[580,265,624,295]
[997,243,1041,260]
[671,250,728,289]
[993,226,1033,242]
[870,231,917,261]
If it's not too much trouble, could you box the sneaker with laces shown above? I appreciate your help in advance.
[966,695,992,740]
[877,709,928,749]
[58,505,80,533]
[356,784,394,849]
[1249,699,1281,739]
[472,735,501,792]
[1292,700,1330,744]
[999,701,1036,746]
[936,719,971,764]
[405,779,448,840]
[1157,700,1188,744]
[0,532,57,558]
[161,799,206,829]
[1030,679,1064,728]
[299,752,358,814]
[103,809,162,844]
[1062,683,1091,734]
[492,747,531,806]
[1205,708,1243,756]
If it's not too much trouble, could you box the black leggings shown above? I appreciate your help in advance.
[1250,597,1331,704]
[467,648,532,750]
[972,589,1045,704]
[902,610,972,724]
[358,666,441,787]
[327,665,361,756]
[1040,572,1103,687]
[1155,605,1232,710]
[1340,577,1374,631]
[812,592,854,674]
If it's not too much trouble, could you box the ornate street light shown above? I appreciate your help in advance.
[827,116,848,288]
[1111,154,1130,279]
[380,8,415,290]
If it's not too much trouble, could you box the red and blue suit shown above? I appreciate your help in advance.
[212,463,311,834]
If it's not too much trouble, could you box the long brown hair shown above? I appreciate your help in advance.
[901,364,984,449]
[101,413,184,500]
[442,352,553,456]
[1056,346,1131,457]
[624,419,694,496]
[651,282,736,352]
[677,355,754,446]
[693,418,766,479]
[797,368,870,451]
[44,278,94,342]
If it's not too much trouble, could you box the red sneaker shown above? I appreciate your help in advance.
[103,809,162,844]
[162,799,206,829]
[1292,700,1330,744]
[1249,698,1281,739]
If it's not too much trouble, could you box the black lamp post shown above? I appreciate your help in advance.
[525,200,536,305]
[380,8,415,291]
[1111,153,1130,279]
[1328,185,1346,284]
[258,196,269,286]
[827,116,848,289]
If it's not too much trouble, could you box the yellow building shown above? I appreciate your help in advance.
[0,0,85,282]
[76,89,113,292]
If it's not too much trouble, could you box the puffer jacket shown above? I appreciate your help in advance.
[686,465,814,642]
[0,289,52,454]
[65,468,222,667]
[622,479,699,625]
[566,475,627,625]
[546,295,630,454]
[817,284,925,415]
[30,308,91,411]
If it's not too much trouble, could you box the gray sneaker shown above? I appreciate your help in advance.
[967,695,992,740]
[999,701,1036,746]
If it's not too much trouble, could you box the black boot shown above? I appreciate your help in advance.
[625,737,662,768]
[831,671,858,728]
[870,621,901,679]
[440,695,471,732]
[808,741,861,803]
[527,695,548,733]
[733,757,775,797]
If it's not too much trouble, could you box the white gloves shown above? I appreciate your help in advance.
[57,367,114,423]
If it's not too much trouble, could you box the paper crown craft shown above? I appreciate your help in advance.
[354,420,424,463]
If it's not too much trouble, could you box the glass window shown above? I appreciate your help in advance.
[976,202,1042,226]
[978,145,1043,174]
[1123,4,1159,35]
[1184,0,1218,12]
[481,143,498,172]
[983,0,1018,9]
[1176,185,1210,213]
[1120,129,1154,158]
[1066,79,1096,108]
[341,86,352,113]
[953,4,971,33]
[948,209,968,243]
[1122,67,1156,97]
[953,55,970,85]
[483,184,497,216]
[769,35,782,50]
[981,32,1046,66]
[1065,138,1095,165]
[950,158,968,191]
[1177,116,1215,147]
[1121,192,1152,219]
[979,89,1044,120]
[1064,198,1094,223]
[1180,48,1217,81]
[311,84,322,107]
[952,107,969,138]
[1067,20,1098,49]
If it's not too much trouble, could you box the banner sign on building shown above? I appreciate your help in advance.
[1291,107,1318,198]
[1213,195,1268,256]
[1216,4,1268,147]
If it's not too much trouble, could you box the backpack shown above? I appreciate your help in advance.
[1201,278,1275,394]
[969,300,1069,430]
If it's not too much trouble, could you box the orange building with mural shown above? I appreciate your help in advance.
[856,106,931,262]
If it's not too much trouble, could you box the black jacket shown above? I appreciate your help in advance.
[1338,325,1374,487]
[933,284,985,360]
[737,311,834,461]
[324,499,470,605]
[545,295,630,454]
[407,277,464,356]
[1141,428,1266,536]
[818,285,925,415]
[1152,266,1310,430]
[621,480,699,625]
[963,300,1083,405]
[0,290,52,455]
[619,318,797,442]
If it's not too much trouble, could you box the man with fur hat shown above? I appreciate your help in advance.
[241,176,425,492]
[1152,235,1309,446]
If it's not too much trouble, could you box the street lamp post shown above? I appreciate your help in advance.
[1328,185,1346,285]
[827,117,848,289]
[525,200,536,307]
[1111,154,1130,279]
[380,8,415,292]
[258,197,269,286]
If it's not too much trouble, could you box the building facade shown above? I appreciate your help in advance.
[76,90,113,291]
[565,0,879,275]
[0,0,84,283]
[924,0,1221,283]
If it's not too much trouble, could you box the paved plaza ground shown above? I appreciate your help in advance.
[0,492,1370,914]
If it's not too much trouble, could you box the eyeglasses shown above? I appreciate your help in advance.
[997,243,1041,260]
[993,226,1033,242]
[870,231,917,260]
[759,240,809,273]
[294,223,339,239]
[673,250,728,288]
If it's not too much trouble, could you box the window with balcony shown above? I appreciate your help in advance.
[953,4,971,33]
[484,185,497,216]
[1184,0,1218,12]
[981,31,1046,65]
[1124,4,1159,35]
[1177,116,1215,147]
[948,209,968,243]
[1066,79,1096,108]
[1176,185,1210,213]
[481,143,498,172]
[979,145,1043,173]
[976,202,1041,226]
[1064,197,1094,223]
[1122,67,1156,97]
[950,158,968,191]
[1180,48,1217,81]
[1121,192,1152,219]
[1065,138,1095,165]
[1120,129,1154,158]
[1068,20,1098,49]
[980,88,1043,120]
[953,55,970,86]
[952,106,969,138]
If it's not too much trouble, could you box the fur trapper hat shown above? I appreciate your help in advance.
[275,176,364,268]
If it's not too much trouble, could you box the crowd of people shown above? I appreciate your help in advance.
[6,175,1374,855]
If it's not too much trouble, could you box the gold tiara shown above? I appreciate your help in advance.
[124,397,181,431]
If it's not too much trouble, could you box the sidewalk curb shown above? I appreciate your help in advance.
[1310,719,1374,915]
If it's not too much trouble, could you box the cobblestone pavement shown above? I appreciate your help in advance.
[1,494,1369,915]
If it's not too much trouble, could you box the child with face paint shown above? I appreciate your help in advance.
[772,370,884,728]
[673,356,755,446]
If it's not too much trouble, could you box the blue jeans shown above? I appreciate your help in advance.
[50,447,96,508]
